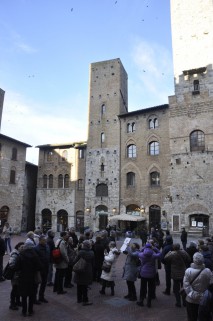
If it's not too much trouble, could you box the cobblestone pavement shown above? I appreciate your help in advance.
[0,234,205,321]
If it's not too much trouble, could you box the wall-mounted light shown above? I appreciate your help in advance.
[86,207,91,213]
[112,208,116,214]
[140,206,145,214]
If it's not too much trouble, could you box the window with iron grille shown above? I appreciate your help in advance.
[96,183,108,196]
[190,130,205,151]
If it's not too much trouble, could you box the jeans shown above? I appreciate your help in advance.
[5,238,12,253]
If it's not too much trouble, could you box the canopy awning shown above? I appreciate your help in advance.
[109,213,145,222]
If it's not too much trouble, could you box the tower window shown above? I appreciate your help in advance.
[43,175,48,188]
[127,144,136,158]
[190,130,205,152]
[149,141,159,155]
[11,147,17,160]
[127,172,135,187]
[64,174,69,188]
[79,149,84,159]
[193,80,200,92]
[10,168,16,184]
[101,104,106,115]
[101,133,105,143]
[49,174,53,188]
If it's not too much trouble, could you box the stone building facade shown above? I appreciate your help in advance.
[0,133,32,232]
[35,143,86,232]
[35,0,213,234]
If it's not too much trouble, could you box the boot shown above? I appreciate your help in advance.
[147,298,151,308]
[111,286,114,296]
[99,287,105,295]
[136,300,144,307]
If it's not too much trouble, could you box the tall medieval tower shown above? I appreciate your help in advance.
[0,88,5,131]
[85,58,128,229]
[167,0,213,232]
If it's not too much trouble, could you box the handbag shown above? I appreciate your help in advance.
[73,257,87,273]
[3,262,15,280]
[179,268,203,299]
[52,240,63,264]
[102,261,111,273]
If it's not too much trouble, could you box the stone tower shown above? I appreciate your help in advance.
[170,0,213,81]
[85,58,128,229]
[0,89,5,131]
[167,0,213,232]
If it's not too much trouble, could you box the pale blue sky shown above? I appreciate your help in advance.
[0,0,173,164]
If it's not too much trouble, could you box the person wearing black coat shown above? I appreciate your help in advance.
[180,227,187,250]
[93,236,105,282]
[73,240,94,306]
[34,235,50,303]
[0,234,5,281]
[161,235,173,295]
[46,230,55,286]
[14,243,42,317]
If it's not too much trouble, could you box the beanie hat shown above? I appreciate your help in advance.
[145,243,152,248]
[193,252,204,265]
[189,241,197,248]
[82,240,91,249]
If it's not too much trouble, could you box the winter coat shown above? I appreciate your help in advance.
[35,243,50,273]
[183,263,212,304]
[73,248,94,285]
[0,237,5,256]
[54,238,69,269]
[186,246,198,263]
[198,288,213,321]
[181,231,187,242]
[164,249,191,280]
[101,247,120,281]
[161,238,173,272]
[14,248,42,297]
[201,250,213,271]
[122,247,140,282]
[46,235,55,262]
[138,247,161,279]
[93,240,105,270]
[8,249,20,285]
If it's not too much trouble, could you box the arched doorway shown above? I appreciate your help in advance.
[125,204,141,232]
[95,205,108,230]
[76,211,84,233]
[57,210,68,232]
[0,206,9,231]
[41,209,52,233]
[149,205,161,230]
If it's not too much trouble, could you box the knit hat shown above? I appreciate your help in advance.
[189,241,197,248]
[82,240,91,249]
[193,252,204,265]
[145,243,152,248]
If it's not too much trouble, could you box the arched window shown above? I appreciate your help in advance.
[49,174,53,188]
[127,122,136,133]
[193,80,200,92]
[62,150,68,161]
[149,117,158,129]
[127,172,135,187]
[150,172,160,186]
[11,147,17,160]
[96,183,108,197]
[64,174,69,188]
[149,141,159,155]
[190,130,205,152]
[127,144,136,158]
[43,175,47,188]
[10,167,16,184]
[58,174,63,188]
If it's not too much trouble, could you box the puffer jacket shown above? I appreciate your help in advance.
[183,263,212,304]
[164,249,191,279]
[54,238,69,269]
[9,249,20,285]
[122,247,140,282]
[138,247,161,279]
[101,247,120,281]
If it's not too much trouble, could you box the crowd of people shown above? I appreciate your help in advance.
[1,223,213,320]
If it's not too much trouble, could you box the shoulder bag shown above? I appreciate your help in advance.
[180,268,203,300]
[73,257,87,273]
